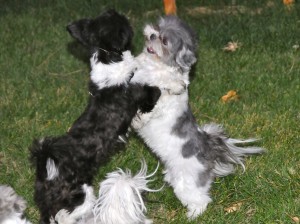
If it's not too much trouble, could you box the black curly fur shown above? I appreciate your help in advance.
[30,10,161,224]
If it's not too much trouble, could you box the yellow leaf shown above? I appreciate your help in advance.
[224,202,243,213]
[221,90,239,103]
[223,41,241,52]
[292,216,299,223]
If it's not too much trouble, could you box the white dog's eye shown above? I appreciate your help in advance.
[150,34,157,41]
[161,36,168,46]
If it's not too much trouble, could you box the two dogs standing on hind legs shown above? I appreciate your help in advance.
[0,9,264,224]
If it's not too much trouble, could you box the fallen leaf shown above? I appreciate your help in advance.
[292,216,299,223]
[283,0,295,10]
[221,90,239,103]
[224,202,243,213]
[283,0,294,5]
[288,167,296,176]
[293,44,299,50]
[223,41,241,52]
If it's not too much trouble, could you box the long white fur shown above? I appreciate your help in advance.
[201,123,263,177]
[93,161,160,224]
[90,50,137,90]
[46,158,59,180]
[53,161,160,224]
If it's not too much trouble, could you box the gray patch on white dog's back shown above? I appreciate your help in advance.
[172,107,218,170]
[171,106,197,138]
[172,108,216,187]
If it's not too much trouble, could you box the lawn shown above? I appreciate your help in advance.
[0,0,299,223]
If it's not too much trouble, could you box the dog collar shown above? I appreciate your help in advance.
[97,47,121,56]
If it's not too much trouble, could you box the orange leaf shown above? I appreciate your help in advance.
[164,0,177,15]
[283,0,294,5]
[221,90,239,103]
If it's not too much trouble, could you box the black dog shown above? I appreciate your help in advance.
[30,10,161,224]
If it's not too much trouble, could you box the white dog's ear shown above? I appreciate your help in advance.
[175,46,197,72]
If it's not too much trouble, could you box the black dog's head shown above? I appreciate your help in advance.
[67,9,133,63]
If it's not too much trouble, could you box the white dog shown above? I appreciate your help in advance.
[131,16,265,219]
[0,185,32,224]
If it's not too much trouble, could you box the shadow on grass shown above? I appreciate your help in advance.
[66,41,90,65]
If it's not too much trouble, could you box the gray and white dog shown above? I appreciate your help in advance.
[0,185,32,224]
[131,16,265,219]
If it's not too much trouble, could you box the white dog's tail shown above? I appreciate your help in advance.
[200,123,265,177]
[93,161,161,224]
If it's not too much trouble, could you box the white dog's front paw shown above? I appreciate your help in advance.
[122,51,138,80]
[186,199,211,220]
[55,209,75,224]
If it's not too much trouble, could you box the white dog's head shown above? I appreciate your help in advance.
[143,16,198,72]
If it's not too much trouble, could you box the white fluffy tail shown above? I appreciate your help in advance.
[93,161,161,224]
[201,123,265,177]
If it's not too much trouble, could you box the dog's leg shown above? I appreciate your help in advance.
[164,158,213,219]
[55,184,95,224]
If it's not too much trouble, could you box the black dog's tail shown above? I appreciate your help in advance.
[199,123,265,177]
[29,138,58,181]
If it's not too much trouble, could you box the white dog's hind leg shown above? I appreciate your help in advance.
[164,159,213,219]
[173,177,212,219]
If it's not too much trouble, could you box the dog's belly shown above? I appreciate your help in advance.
[137,92,188,159]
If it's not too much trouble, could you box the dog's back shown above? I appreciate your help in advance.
[30,137,89,224]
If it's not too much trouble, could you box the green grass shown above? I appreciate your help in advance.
[1,0,299,223]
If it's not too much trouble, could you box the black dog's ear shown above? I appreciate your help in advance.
[67,19,90,46]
